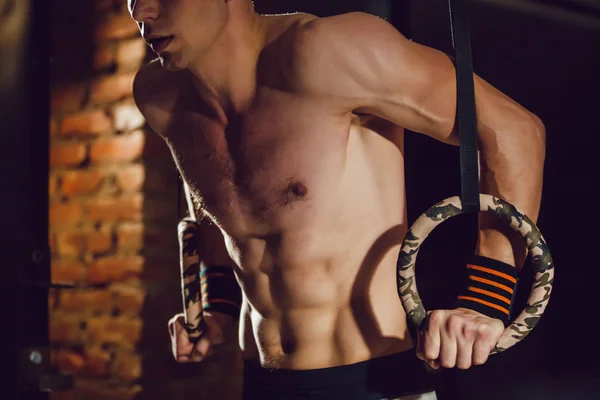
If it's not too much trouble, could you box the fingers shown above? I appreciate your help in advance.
[167,311,230,364]
[472,324,494,366]
[174,320,195,362]
[168,314,199,363]
[472,339,491,367]
[437,314,458,369]
[417,312,442,369]
[455,319,476,370]
[417,310,500,370]
[191,337,212,362]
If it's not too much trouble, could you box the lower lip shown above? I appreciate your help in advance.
[151,36,174,54]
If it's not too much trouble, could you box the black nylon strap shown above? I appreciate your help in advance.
[449,0,480,214]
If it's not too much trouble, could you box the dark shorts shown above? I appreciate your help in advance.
[242,351,435,400]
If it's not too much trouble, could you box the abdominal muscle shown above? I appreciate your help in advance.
[237,223,414,370]
[227,124,413,370]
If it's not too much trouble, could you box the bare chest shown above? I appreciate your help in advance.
[168,89,350,234]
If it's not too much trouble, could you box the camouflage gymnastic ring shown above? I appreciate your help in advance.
[397,194,554,354]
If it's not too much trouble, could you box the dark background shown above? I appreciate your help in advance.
[3,0,599,399]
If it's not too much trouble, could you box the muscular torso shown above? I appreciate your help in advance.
[139,15,414,370]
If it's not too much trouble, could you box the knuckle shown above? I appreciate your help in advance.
[428,310,444,328]
[476,324,492,339]
[440,359,455,369]
[446,315,463,331]
[462,323,477,338]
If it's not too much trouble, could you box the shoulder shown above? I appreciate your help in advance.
[288,12,409,95]
[293,12,404,62]
[299,11,394,38]
[133,59,188,135]
[132,59,175,111]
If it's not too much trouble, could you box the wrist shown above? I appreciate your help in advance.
[455,255,519,326]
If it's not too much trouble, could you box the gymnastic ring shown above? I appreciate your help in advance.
[396,194,554,354]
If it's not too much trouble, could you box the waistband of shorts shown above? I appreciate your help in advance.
[243,350,433,392]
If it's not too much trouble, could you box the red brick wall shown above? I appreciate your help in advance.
[48,1,242,399]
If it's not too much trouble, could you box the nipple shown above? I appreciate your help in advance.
[279,180,308,207]
[288,181,308,198]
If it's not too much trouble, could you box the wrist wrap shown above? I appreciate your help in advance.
[201,265,242,319]
[456,255,519,326]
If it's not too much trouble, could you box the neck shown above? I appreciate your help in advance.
[188,10,266,117]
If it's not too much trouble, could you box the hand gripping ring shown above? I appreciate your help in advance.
[397,194,554,354]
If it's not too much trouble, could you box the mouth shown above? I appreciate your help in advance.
[148,36,174,54]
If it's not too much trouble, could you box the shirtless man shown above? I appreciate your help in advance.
[129,1,546,399]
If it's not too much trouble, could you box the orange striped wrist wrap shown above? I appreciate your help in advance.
[455,255,519,325]
[200,265,242,319]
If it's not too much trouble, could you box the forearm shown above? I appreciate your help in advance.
[475,117,546,269]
